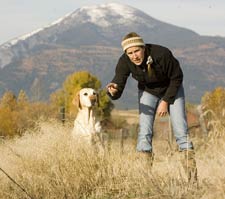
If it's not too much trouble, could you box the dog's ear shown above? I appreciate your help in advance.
[72,93,82,109]
[96,93,100,107]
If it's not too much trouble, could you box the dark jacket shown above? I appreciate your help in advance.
[108,44,183,104]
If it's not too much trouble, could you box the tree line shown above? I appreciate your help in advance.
[0,70,224,138]
[0,71,113,137]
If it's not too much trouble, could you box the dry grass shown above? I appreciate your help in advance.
[0,118,225,199]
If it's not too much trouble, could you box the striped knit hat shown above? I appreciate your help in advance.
[121,32,145,52]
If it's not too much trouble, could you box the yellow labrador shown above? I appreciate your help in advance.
[72,88,102,142]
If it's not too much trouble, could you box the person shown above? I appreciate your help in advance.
[106,32,197,183]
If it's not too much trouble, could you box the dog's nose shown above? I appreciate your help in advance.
[89,95,97,105]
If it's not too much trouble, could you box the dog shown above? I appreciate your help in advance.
[72,88,102,143]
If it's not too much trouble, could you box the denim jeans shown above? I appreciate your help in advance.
[136,85,193,152]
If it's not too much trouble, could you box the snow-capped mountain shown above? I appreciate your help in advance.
[0,3,225,108]
[0,3,199,69]
[0,3,169,48]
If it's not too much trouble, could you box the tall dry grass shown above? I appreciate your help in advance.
[0,118,225,199]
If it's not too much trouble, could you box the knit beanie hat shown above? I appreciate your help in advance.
[121,32,145,52]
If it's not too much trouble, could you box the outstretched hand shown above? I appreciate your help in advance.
[106,83,118,96]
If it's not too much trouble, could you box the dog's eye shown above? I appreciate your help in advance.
[84,93,88,96]
[93,92,96,95]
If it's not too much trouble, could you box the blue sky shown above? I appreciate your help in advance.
[0,0,225,45]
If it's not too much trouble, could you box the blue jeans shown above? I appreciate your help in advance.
[137,85,193,152]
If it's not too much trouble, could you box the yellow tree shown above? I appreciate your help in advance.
[63,71,101,114]
[201,87,225,126]
[50,71,113,120]
[16,90,33,133]
[0,107,18,137]
[0,91,18,136]
[17,89,29,103]
[0,91,17,111]
[17,89,29,111]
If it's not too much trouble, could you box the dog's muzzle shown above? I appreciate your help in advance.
[89,95,97,105]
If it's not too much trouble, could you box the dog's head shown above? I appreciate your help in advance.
[72,88,99,109]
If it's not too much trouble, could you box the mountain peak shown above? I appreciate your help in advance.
[70,3,145,27]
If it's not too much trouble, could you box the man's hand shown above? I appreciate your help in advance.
[157,100,168,117]
[106,83,118,96]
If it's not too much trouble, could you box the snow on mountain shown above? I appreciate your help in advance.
[2,12,73,49]
[2,28,44,48]
[70,3,149,27]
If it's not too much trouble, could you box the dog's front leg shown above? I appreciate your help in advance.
[95,121,102,133]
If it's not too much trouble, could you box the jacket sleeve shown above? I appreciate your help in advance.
[107,56,131,100]
[161,50,183,104]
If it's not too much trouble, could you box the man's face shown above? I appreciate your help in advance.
[126,46,145,66]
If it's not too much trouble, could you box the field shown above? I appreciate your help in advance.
[0,110,225,199]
